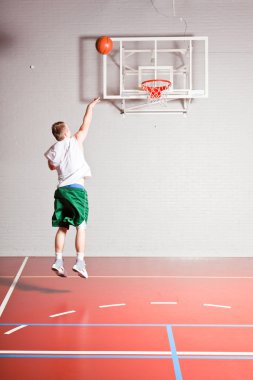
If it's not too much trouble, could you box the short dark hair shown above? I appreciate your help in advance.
[51,122,67,141]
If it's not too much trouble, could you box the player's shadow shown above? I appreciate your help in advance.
[0,277,71,294]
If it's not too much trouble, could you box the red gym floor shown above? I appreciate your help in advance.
[0,257,253,379]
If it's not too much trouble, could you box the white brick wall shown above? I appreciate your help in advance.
[0,0,253,257]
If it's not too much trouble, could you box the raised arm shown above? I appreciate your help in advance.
[75,97,100,144]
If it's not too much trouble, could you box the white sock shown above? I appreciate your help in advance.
[56,252,63,260]
[77,252,85,261]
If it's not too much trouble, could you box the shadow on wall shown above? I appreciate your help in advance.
[79,36,102,103]
[79,35,125,112]
[0,30,15,51]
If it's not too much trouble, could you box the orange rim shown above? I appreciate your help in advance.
[141,79,172,98]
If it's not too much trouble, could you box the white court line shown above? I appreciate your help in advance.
[178,351,253,356]
[0,257,29,318]
[49,310,76,318]
[203,304,232,309]
[150,301,178,305]
[1,350,253,357]
[4,325,28,335]
[99,304,126,309]
[0,350,171,355]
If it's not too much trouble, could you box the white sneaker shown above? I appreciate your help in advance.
[72,261,88,279]
[52,259,67,277]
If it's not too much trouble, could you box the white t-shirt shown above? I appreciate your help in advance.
[44,136,91,187]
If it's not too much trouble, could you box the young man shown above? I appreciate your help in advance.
[44,97,100,278]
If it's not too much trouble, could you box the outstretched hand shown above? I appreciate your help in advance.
[89,97,100,108]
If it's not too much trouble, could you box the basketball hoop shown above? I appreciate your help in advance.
[141,79,172,103]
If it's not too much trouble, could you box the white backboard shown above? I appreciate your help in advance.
[102,36,208,114]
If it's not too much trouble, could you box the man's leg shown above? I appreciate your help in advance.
[52,227,68,277]
[75,224,85,253]
[73,222,88,278]
[55,226,68,253]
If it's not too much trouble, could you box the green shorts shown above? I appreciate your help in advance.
[52,186,89,229]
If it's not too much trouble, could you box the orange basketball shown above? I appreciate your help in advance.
[96,36,113,55]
